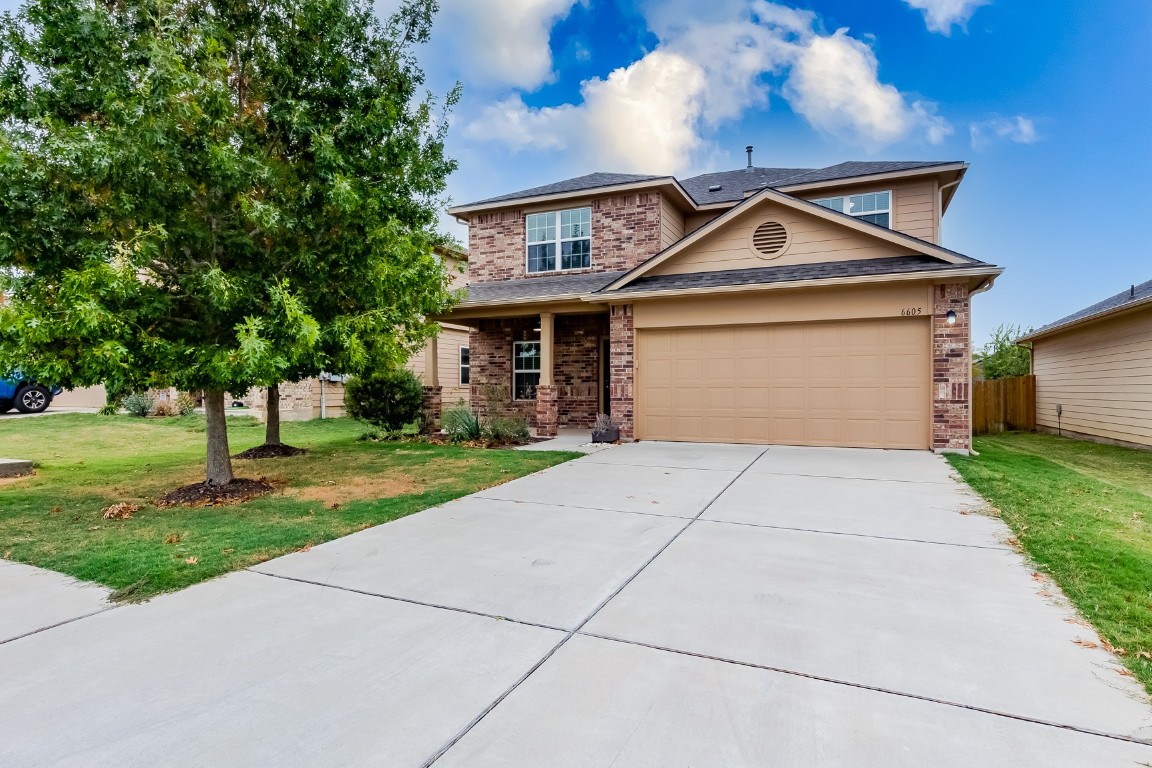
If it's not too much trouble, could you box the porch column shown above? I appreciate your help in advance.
[421,332,442,434]
[609,304,635,440]
[536,313,558,437]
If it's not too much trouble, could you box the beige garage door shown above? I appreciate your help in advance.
[637,318,930,448]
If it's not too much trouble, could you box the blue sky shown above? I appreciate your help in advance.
[3,0,1149,344]
[406,0,1152,344]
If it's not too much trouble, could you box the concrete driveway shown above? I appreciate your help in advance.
[2,443,1150,766]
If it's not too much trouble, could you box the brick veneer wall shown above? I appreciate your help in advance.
[467,192,665,282]
[555,313,608,428]
[469,319,538,425]
[609,304,635,439]
[932,283,971,452]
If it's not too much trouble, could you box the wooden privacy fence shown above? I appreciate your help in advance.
[973,375,1036,435]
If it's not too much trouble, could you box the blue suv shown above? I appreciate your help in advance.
[0,374,61,414]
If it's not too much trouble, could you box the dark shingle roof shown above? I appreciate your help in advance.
[1023,278,1152,340]
[459,161,964,209]
[773,160,962,187]
[678,167,812,205]
[461,270,628,304]
[466,173,668,206]
[604,256,981,295]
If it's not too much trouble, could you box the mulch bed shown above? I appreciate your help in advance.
[156,478,274,508]
[232,444,307,460]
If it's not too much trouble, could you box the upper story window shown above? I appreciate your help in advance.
[811,191,891,228]
[526,207,591,273]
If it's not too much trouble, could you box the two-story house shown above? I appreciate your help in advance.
[433,154,1001,452]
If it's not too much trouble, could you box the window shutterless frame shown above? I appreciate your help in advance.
[525,207,591,273]
[459,346,470,385]
[513,341,541,400]
[810,191,892,228]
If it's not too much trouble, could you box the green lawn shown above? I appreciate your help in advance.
[947,432,1152,692]
[0,414,578,601]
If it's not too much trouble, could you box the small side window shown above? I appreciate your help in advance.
[459,347,470,385]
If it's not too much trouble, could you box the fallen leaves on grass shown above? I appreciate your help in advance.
[165,533,182,545]
[184,556,198,565]
[101,503,140,520]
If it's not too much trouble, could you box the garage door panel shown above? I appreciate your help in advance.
[638,318,930,449]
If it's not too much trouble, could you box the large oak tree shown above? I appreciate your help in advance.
[0,0,458,485]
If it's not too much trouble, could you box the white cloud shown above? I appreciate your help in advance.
[785,30,951,147]
[463,1,953,172]
[465,51,708,173]
[969,115,1039,149]
[902,0,991,35]
[432,0,579,90]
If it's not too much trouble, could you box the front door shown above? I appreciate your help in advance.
[600,337,611,416]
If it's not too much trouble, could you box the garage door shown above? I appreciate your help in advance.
[636,318,930,448]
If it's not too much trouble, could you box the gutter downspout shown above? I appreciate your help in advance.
[938,179,962,243]
[967,276,998,456]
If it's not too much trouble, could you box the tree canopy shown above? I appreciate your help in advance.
[976,323,1032,380]
[0,0,459,484]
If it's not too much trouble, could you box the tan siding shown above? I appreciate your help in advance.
[407,326,471,405]
[685,211,722,234]
[1032,309,1152,447]
[659,195,685,248]
[649,201,915,277]
[53,385,107,408]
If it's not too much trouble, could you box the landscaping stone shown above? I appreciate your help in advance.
[0,458,33,478]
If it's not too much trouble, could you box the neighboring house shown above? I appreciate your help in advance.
[435,155,1002,452]
[1019,279,1152,449]
[241,245,471,421]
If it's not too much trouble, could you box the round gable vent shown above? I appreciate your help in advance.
[751,221,789,259]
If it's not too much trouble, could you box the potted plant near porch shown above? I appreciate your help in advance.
[592,413,620,443]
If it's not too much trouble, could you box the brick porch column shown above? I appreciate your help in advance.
[421,386,442,433]
[932,283,971,453]
[609,304,635,439]
[535,313,558,436]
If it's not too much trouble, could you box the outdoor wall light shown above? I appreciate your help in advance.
[946,310,957,325]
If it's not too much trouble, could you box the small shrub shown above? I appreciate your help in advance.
[175,392,197,416]
[443,401,482,442]
[484,415,531,443]
[593,413,619,432]
[97,403,118,416]
[152,397,179,417]
[122,391,155,418]
[344,368,425,438]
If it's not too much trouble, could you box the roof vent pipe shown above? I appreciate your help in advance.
[745,145,754,171]
[1132,285,1137,299]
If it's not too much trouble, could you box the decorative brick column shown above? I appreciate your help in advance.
[932,283,971,453]
[609,304,635,439]
[421,386,442,434]
[535,385,559,437]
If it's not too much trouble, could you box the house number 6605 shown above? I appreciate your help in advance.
[900,307,923,316]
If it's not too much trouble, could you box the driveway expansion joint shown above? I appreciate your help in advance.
[0,605,120,647]
[247,569,568,634]
[471,495,693,521]
[576,631,1152,749]
[696,517,1012,551]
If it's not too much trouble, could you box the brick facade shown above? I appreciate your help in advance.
[469,319,538,425]
[932,283,971,452]
[609,304,635,439]
[421,386,442,433]
[467,192,665,282]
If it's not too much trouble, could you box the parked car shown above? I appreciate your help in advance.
[0,374,62,414]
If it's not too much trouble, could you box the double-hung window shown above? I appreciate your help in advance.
[526,207,591,273]
[513,341,541,400]
[811,191,891,228]
[459,347,470,385]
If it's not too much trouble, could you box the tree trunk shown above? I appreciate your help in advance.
[265,384,281,446]
[203,389,235,486]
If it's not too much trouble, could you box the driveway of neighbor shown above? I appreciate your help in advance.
[2,443,1151,766]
